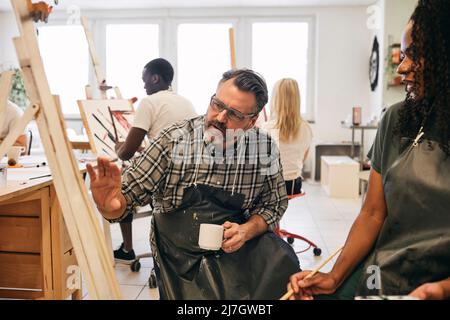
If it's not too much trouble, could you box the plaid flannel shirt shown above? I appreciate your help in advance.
[112,115,288,230]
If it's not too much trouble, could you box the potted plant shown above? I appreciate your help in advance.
[9,68,29,110]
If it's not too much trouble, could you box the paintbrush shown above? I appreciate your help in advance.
[92,113,117,143]
[108,106,119,143]
[94,133,115,153]
[29,174,52,180]
[279,246,344,300]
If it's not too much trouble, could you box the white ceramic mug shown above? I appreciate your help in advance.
[198,224,224,251]
[7,146,26,165]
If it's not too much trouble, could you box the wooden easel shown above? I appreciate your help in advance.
[229,28,237,69]
[229,27,268,122]
[70,16,126,152]
[80,16,133,263]
[0,0,122,300]
[81,16,122,100]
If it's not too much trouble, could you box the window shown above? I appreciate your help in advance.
[37,13,315,120]
[38,25,89,115]
[252,22,310,117]
[106,24,159,101]
[177,23,232,115]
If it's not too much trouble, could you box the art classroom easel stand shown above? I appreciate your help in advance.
[80,16,137,264]
[229,28,237,69]
[229,27,268,121]
[0,71,15,121]
[0,0,122,299]
[81,16,122,100]
[229,27,267,121]
[71,17,126,153]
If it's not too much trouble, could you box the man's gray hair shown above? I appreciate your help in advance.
[220,69,268,114]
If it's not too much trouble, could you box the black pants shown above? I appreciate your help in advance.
[285,177,303,196]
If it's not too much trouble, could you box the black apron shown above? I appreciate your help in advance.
[150,138,300,300]
[357,128,450,295]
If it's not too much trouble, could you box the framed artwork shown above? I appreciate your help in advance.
[77,99,134,158]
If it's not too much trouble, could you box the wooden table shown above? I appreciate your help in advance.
[0,162,85,300]
[70,136,91,152]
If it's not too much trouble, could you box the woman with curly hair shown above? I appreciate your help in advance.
[288,0,450,300]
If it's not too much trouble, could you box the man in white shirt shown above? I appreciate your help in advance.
[0,100,27,150]
[114,58,197,263]
[115,58,196,161]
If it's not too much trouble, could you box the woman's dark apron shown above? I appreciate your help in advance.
[357,128,450,296]
[151,139,300,300]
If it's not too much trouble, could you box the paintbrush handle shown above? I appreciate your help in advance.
[304,247,343,279]
[108,107,119,142]
[280,289,294,301]
[92,113,116,142]
[279,246,344,300]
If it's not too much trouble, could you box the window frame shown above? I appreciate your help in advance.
[40,8,316,121]
[248,16,316,120]
[37,18,91,118]
[100,18,162,100]
[173,18,238,113]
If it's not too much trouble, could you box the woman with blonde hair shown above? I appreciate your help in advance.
[260,78,312,195]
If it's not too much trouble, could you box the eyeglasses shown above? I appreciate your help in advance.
[209,94,258,122]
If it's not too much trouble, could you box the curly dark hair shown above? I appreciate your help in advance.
[144,58,174,84]
[393,0,450,156]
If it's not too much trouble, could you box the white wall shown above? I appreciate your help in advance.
[309,6,372,143]
[368,0,384,116]
[304,6,373,176]
[0,11,19,70]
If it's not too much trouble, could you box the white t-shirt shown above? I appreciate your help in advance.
[0,100,24,140]
[260,119,313,181]
[133,90,197,139]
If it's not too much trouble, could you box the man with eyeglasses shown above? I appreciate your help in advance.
[87,69,300,300]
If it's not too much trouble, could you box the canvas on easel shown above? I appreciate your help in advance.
[109,108,133,142]
[77,99,134,158]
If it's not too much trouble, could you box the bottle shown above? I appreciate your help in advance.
[352,107,362,126]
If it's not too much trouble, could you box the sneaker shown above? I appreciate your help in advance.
[113,243,136,264]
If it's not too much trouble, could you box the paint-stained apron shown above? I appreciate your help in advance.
[151,182,300,300]
[357,130,450,295]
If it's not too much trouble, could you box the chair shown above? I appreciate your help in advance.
[275,191,322,256]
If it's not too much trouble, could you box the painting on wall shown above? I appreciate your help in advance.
[77,99,134,158]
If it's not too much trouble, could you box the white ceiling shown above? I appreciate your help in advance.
[0,0,376,12]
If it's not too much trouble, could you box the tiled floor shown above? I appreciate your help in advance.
[82,180,362,300]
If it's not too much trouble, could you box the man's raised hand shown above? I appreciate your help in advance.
[87,157,125,218]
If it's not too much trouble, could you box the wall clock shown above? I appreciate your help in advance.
[370,36,380,92]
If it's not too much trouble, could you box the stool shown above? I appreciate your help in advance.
[275,192,322,256]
